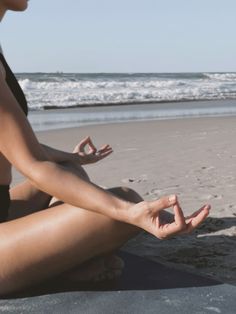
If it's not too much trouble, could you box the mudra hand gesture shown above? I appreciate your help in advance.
[127,195,210,239]
[73,136,113,165]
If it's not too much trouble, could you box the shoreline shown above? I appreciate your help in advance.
[28,99,236,132]
[39,98,234,110]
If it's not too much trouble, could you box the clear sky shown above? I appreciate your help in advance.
[0,0,236,73]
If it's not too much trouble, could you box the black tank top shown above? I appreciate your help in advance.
[0,185,10,222]
[0,53,28,116]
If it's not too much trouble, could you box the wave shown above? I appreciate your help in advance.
[17,72,236,110]
[204,73,236,81]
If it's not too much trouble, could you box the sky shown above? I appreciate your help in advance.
[0,0,236,73]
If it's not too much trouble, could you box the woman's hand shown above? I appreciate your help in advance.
[125,195,210,239]
[73,136,113,165]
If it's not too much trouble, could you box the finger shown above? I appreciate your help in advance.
[185,205,210,233]
[149,194,177,213]
[185,204,210,223]
[72,143,80,153]
[78,136,90,152]
[159,204,211,239]
[86,149,113,163]
[96,147,113,156]
[157,201,188,239]
[159,222,184,239]
[98,146,113,154]
[173,202,186,229]
[87,137,97,154]
[98,145,112,154]
[96,150,113,160]
[160,204,186,236]
[185,204,210,221]
[99,144,110,150]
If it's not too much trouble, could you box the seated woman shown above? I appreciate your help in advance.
[0,0,210,296]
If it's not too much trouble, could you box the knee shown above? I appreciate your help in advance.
[109,186,143,203]
[76,165,90,182]
[120,186,142,202]
[59,160,90,182]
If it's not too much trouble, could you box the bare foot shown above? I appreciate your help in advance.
[61,254,124,283]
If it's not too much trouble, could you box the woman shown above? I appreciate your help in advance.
[0,0,210,296]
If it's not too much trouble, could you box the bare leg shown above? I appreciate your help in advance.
[6,162,143,289]
[0,197,142,296]
[45,162,143,282]
[59,186,143,282]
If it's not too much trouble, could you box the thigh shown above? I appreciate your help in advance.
[0,202,138,295]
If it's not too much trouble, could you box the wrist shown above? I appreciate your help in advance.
[70,152,83,165]
[112,199,133,223]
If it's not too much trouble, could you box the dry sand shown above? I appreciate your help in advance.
[12,116,236,285]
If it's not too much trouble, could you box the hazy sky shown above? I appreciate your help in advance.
[1,0,236,73]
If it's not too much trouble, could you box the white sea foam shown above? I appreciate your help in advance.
[17,72,236,110]
[204,73,236,81]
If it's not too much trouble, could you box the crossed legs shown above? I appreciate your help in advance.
[0,164,143,295]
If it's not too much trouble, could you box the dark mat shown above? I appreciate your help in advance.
[0,252,235,313]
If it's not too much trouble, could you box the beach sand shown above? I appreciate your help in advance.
[12,116,236,285]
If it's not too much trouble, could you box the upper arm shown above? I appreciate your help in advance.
[0,63,48,178]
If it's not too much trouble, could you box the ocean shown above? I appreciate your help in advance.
[16,72,236,131]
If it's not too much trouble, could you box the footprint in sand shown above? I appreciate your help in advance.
[121,178,136,183]
[146,189,162,196]
[201,166,215,171]
[194,166,215,174]
[199,194,223,201]
[121,174,148,184]
[146,186,181,198]
[226,204,236,216]
[163,185,180,191]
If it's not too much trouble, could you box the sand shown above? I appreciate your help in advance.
[12,116,236,285]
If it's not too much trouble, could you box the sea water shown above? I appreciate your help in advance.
[16,72,236,130]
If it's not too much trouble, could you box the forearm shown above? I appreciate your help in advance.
[41,144,90,181]
[40,143,78,163]
[29,160,131,222]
